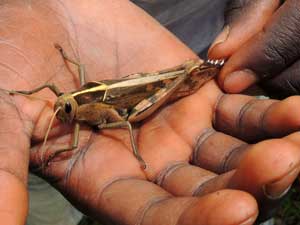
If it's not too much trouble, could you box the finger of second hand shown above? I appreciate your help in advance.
[261,59,300,98]
[209,0,280,59]
[219,0,300,92]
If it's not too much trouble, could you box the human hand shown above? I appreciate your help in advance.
[208,0,300,98]
[2,1,300,224]
[0,93,29,225]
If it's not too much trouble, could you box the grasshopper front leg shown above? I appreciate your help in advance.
[75,103,147,169]
[54,44,86,86]
[44,122,80,166]
[42,45,85,165]
[98,121,147,169]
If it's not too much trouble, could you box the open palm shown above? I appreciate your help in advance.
[2,1,300,225]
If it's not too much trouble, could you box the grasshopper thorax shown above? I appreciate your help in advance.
[54,93,78,123]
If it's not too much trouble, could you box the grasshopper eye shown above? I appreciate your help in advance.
[65,102,72,113]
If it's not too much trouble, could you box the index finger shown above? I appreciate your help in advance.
[208,0,280,59]
[218,0,300,93]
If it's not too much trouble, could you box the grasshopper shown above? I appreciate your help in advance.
[9,44,224,169]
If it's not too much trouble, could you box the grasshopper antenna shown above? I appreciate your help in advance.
[41,106,61,166]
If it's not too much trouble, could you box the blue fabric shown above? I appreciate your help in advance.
[132,0,228,57]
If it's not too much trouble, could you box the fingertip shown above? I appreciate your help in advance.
[209,0,281,60]
[221,69,259,93]
[263,166,298,200]
[178,190,258,225]
[208,26,231,59]
[209,190,258,225]
[231,139,300,199]
[208,22,265,60]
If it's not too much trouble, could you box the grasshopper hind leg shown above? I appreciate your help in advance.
[54,44,86,86]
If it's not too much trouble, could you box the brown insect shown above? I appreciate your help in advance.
[9,44,224,169]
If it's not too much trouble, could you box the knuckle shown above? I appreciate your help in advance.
[280,77,300,95]
[263,39,287,72]
[262,1,300,68]
[261,60,300,97]
[225,0,252,23]
[226,0,251,12]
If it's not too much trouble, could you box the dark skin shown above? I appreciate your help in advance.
[209,0,300,98]
[2,1,300,224]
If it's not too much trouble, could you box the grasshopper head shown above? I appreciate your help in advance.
[54,94,78,123]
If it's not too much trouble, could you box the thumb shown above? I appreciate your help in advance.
[218,0,300,93]
[208,0,281,59]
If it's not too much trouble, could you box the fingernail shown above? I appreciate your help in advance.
[223,69,258,93]
[263,167,300,200]
[208,26,230,55]
[239,215,257,225]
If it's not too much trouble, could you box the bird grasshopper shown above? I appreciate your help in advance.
[9,44,224,169]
